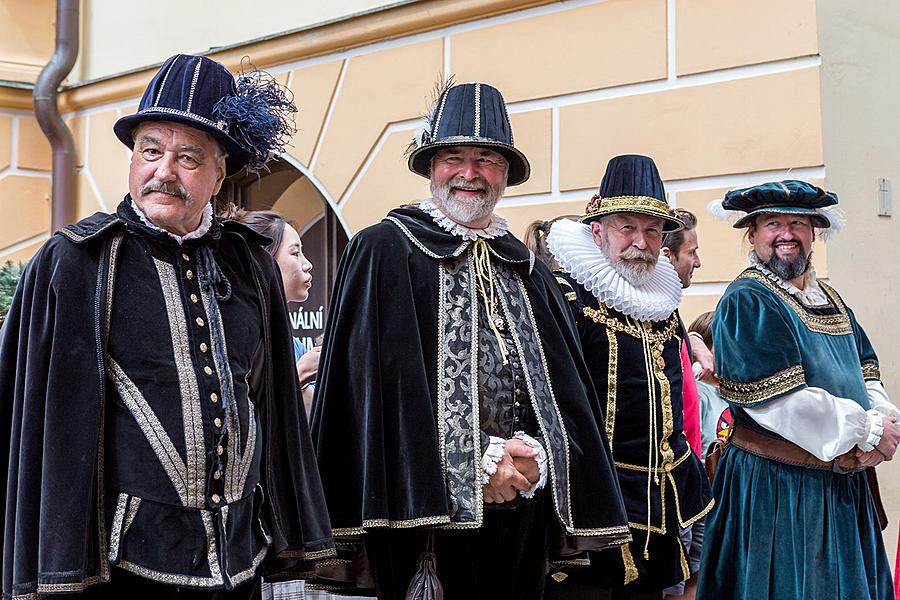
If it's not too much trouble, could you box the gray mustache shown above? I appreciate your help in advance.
[141,180,191,201]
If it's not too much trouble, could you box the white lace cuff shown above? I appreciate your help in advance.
[481,436,506,485]
[860,411,884,452]
[513,431,548,498]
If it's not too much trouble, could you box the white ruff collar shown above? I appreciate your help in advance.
[420,199,509,241]
[748,250,829,307]
[131,199,213,245]
[547,219,682,322]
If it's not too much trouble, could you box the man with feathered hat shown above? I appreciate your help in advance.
[696,181,899,600]
[546,155,712,599]
[0,54,334,598]
[309,81,630,599]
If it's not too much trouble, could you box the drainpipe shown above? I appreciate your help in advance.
[34,0,79,232]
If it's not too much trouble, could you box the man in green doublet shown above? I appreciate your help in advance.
[697,180,899,600]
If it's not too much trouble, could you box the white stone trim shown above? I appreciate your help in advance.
[308,57,348,172]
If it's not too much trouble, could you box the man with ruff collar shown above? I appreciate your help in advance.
[697,181,899,600]
[0,54,334,598]
[309,82,630,599]
[546,155,712,599]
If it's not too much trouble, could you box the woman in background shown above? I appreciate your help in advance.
[237,211,318,415]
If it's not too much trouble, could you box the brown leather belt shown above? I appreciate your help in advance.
[729,425,888,530]
[730,425,851,470]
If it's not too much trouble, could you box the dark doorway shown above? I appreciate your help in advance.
[225,158,348,349]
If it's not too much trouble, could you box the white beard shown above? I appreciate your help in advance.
[430,177,503,225]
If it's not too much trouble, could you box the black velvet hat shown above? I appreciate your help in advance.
[722,180,838,228]
[581,154,683,232]
[407,82,530,186]
[114,54,296,175]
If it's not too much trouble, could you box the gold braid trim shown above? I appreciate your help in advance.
[861,362,881,381]
[583,306,679,344]
[605,325,618,447]
[719,364,806,406]
[621,544,639,585]
[738,271,853,336]
[581,196,680,229]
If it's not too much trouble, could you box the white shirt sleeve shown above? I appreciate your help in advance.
[866,380,900,420]
[745,386,884,461]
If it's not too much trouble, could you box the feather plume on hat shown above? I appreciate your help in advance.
[405,76,455,158]
[213,60,297,174]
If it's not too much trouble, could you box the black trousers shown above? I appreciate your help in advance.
[66,567,261,599]
[365,494,548,600]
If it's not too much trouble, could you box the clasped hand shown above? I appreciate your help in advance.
[482,438,540,504]
[855,415,900,467]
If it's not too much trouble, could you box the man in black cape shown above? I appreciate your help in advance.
[0,54,333,598]
[309,82,630,600]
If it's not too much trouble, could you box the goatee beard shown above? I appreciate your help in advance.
[763,251,811,281]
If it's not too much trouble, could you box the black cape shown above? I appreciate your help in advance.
[0,205,333,597]
[310,205,629,542]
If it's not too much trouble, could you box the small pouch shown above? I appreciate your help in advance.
[404,530,443,600]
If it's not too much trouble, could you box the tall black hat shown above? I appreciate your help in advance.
[721,180,838,228]
[407,82,530,186]
[114,54,296,175]
[581,154,683,232]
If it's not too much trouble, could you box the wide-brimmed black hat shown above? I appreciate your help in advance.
[581,154,683,232]
[407,82,530,186]
[722,180,838,228]
[114,54,296,175]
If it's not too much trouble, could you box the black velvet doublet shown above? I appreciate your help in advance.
[0,199,334,598]
[309,205,631,593]
[551,272,713,592]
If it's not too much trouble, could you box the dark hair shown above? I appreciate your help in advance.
[523,215,578,270]
[688,310,714,349]
[234,210,291,256]
[662,208,697,254]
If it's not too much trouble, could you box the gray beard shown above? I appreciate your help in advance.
[763,251,811,281]
[610,259,655,287]
[430,180,502,225]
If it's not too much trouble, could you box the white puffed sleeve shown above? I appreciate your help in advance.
[867,380,900,421]
[745,386,884,461]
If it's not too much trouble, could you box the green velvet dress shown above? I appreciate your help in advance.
[697,269,894,600]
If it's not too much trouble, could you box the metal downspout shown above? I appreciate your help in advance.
[34,0,80,232]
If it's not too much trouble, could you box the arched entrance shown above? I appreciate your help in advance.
[224,158,349,349]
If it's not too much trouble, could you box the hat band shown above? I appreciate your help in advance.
[138,106,228,132]
[582,195,673,220]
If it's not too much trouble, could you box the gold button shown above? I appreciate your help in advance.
[182,253,190,261]
[661,441,670,451]
[214,417,222,428]
[204,366,213,375]
[200,342,208,353]
[216,445,224,455]
[663,462,674,473]
[186,270,194,280]
[213,470,221,480]
[656,356,665,369]
[196,317,205,327]
[211,392,219,403]
[190,293,198,303]
[211,493,220,503]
